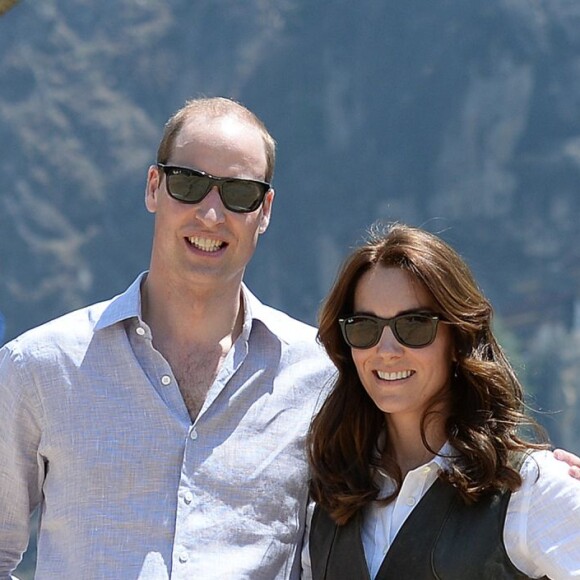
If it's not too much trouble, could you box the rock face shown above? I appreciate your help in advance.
[1,2,579,423]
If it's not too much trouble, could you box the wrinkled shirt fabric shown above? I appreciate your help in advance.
[0,274,335,580]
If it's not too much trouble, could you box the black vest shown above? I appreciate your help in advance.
[309,476,546,579]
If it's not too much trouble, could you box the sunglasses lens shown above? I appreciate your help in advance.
[394,315,437,347]
[162,165,267,213]
[222,181,265,213]
[341,314,438,349]
[343,318,381,349]
[167,173,210,203]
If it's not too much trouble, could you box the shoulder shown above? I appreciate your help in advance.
[2,298,113,366]
[244,289,336,387]
[505,450,580,576]
[256,302,319,343]
[0,300,110,415]
[254,303,334,374]
[519,449,579,488]
[3,275,144,364]
[508,448,580,519]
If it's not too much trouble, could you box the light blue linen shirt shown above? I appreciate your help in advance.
[0,274,335,579]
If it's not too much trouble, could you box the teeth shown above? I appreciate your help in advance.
[188,237,224,252]
[377,370,413,381]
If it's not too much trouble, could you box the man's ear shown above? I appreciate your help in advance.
[258,188,275,234]
[145,165,161,213]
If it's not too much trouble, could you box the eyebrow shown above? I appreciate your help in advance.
[351,307,438,318]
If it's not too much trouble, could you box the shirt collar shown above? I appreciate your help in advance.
[239,285,253,342]
[93,272,146,331]
[429,441,458,471]
[93,275,314,346]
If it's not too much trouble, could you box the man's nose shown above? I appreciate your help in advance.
[195,187,226,224]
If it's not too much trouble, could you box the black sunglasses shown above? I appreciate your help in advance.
[338,312,442,349]
[157,163,271,214]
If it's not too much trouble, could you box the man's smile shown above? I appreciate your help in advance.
[187,236,226,252]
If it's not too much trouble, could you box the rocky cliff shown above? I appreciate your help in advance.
[1,0,579,438]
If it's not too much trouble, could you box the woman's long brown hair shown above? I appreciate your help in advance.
[309,223,548,525]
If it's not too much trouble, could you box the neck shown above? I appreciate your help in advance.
[141,271,244,349]
[385,411,448,477]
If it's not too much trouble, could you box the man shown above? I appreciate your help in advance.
[0,97,335,579]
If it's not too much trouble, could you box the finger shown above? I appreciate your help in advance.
[553,448,568,460]
[553,448,580,466]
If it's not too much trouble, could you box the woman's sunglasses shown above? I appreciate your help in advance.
[338,312,442,349]
[157,163,271,214]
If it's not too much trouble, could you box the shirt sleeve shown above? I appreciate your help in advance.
[505,449,580,578]
[300,499,315,580]
[0,345,45,575]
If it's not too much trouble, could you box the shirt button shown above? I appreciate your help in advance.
[184,491,193,504]
[190,429,198,440]
[136,327,145,336]
[178,551,189,563]
[161,375,171,386]
[406,496,417,506]
[422,466,431,475]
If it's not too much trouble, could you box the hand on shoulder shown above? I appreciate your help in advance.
[553,448,580,479]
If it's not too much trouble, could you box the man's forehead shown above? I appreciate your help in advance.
[172,114,268,174]
[177,114,257,143]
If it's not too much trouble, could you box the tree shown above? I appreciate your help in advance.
[0,0,21,17]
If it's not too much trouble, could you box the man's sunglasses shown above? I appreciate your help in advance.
[338,312,442,349]
[157,163,271,214]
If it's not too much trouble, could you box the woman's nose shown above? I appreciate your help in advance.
[375,326,404,357]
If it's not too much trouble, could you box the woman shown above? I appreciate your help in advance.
[303,223,580,579]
